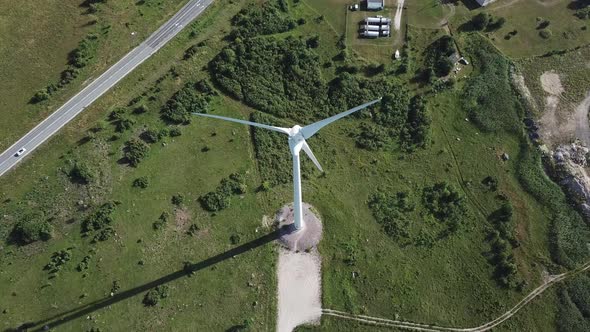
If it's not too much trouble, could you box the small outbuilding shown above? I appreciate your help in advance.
[366,0,384,11]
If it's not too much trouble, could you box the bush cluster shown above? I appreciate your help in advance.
[487,202,522,288]
[200,173,247,212]
[82,202,117,233]
[161,80,215,124]
[422,182,466,234]
[44,248,72,275]
[124,138,150,167]
[367,190,414,241]
[133,176,149,188]
[153,212,170,230]
[143,285,169,306]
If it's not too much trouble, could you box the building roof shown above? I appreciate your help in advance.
[367,0,384,10]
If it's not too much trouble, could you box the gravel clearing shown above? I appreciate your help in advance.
[277,248,322,332]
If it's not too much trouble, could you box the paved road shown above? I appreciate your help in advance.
[0,0,213,177]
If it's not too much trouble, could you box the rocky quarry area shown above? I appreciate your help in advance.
[551,142,590,223]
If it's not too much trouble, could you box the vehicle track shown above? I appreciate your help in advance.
[323,261,590,331]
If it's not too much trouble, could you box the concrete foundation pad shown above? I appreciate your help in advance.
[276,203,323,252]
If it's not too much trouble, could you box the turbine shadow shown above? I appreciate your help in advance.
[7,228,285,332]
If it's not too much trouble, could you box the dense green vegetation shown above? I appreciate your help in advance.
[210,36,327,121]
[229,0,296,39]
[463,35,521,133]
[160,80,216,124]
[423,36,455,78]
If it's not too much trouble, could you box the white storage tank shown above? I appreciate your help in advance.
[360,25,380,31]
[361,30,379,38]
[365,17,382,24]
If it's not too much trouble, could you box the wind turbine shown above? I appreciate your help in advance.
[193,98,382,230]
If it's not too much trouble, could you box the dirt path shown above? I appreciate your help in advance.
[394,0,405,31]
[277,248,322,332]
[323,261,590,331]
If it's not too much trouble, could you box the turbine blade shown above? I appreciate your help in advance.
[300,98,382,139]
[301,141,323,172]
[192,113,290,135]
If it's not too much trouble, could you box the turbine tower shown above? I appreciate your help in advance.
[193,98,381,230]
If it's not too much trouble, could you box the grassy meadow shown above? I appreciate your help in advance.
[1,0,589,331]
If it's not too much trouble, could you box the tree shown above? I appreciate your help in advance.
[434,58,453,77]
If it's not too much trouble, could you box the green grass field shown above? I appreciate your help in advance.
[1,0,588,331]
[449,0,590,58]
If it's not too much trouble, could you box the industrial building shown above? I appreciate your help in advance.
[366,0,384,11]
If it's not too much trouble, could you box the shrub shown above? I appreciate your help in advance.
[133,104,149,114]
[31,89,50,103]
[109,107,127,121]
[11,216,52,245]
[124,138,150,166]
[169,127,182,137]
[69,162,95,184]
[92,227,115,243]
[171,194,184,206]
[153,212,170,230]
[115,117,136,132]
[539,29,552,39]
[133,176,149,188]
[200,191,230,212]
[82,202,117,233]
[143,285,169,306]
[141,129,159,144]
[230,234,241,245]
[187,223,200,236]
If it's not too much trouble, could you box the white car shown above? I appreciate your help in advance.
[15,147,26,157]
